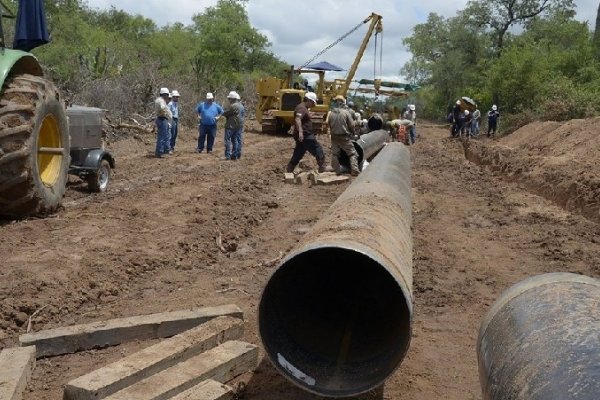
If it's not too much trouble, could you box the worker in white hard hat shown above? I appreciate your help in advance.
[403,104,417,144]
[286,92,333,173]
[168,90,180,152]
[154,87,173,158]
[196,92,223,154]
[221,91,245,160]
[487,104,500,137]
[462,109,472,138]
[325,95,360,176]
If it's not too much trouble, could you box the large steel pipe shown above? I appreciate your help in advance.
[259,143,413,397]
[478,273,600,400]
[339,129,389,171]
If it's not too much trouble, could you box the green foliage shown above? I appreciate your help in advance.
[402,0,600,127]
[190,0,283,92]
[14,0,285,124]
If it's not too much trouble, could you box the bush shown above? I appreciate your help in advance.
[499,110,536,135]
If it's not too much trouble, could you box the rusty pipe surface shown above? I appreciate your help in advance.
[338,129,389,171]
[478,273,600,400]
[259,143,412,397]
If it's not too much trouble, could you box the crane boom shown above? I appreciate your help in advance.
[341,12,382,96]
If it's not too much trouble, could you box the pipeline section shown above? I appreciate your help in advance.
[259,143,413,397]
[478,272,600,400]
[338,128,389,171]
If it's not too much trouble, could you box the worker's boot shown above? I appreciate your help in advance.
[286,162,296,173]
[317,158,334,173]
[349,155,360,176]
[331,156,341,174]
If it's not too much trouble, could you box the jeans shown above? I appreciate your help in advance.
[198,124,217,152]
[224,128,243,159]
[289,134,325,166]
[471,120,480,136]
[225,128,242,160]
[155,117,170,156]
[170,118,179,150]
[408,126,416,144]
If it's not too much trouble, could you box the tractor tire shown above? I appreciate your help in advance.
[86,159,111,193]
[0,74,70,218]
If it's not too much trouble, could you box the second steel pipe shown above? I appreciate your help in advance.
[259,143,413,397]
[338,129,389,171]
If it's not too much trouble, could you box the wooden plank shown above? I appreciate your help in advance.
[170,380,233,400]
[104,341,258,400]
[20,304,243,358]
[64,316,244,400]
[0,346,36,400]
[317,175,350,185]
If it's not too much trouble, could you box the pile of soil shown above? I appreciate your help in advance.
[464,117,600,222]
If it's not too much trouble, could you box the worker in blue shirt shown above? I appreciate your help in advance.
[196,92,223,154]
[168,90,180,152]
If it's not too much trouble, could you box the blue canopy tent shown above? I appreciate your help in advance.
[304,61,345,71]
[13,0,49,51]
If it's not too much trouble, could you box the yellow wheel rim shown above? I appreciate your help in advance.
[37,114,63,187]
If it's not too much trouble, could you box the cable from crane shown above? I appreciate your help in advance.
[300,19,366,69]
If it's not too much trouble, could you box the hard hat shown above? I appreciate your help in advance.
[347,100,355,107]
[464,110,470,115]
[334,94,345,102]
[362,118,368,124]
[305,92,318,104]
[456,100,461,105]
[227,91,240,100]
[206,92,214,100]
[409,104,416,111]
[492,105,497,111]
[159,87,169,95]
[171,90,180,97]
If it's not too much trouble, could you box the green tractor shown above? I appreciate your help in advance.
[0,1,72,217]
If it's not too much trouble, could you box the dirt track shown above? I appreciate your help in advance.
[1,121,599,399]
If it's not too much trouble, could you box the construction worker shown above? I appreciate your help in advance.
[326,95,360,176]
[286,92,333,173]
[222,91,244,160]
[403,104,417,144]
[196,92,223,154]
[154,87,173,158]
[452,100,462,138]
[487,105,500,137]
[462,109,471,138]
[471,105,481,137]
[168,90,180,152]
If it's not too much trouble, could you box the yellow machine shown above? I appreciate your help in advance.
[255,12,383,134]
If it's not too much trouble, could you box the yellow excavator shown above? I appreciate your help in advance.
[255,12,383,134]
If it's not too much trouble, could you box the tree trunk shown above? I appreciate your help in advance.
[594,2,600,59]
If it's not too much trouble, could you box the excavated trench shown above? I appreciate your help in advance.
[461,138,600,224]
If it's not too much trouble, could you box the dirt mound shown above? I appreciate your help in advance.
[464,118,600,222]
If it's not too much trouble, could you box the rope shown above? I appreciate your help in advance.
[379,32,383,78]
[300,20,366,68]
[373,33,378,82]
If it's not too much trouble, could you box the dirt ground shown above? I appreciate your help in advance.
[1,119,599,399]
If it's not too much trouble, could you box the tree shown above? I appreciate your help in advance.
[593,2,600,59]
[191,0,281,91]
[465,0,575,55]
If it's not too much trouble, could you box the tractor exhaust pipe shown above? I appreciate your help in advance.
[259,143,413,397]
[478,273,600,400]
[338,129,389,171]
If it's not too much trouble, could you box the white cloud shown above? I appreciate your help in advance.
[84,0,599,82]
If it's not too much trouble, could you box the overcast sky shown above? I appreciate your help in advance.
[85,0,599,82]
